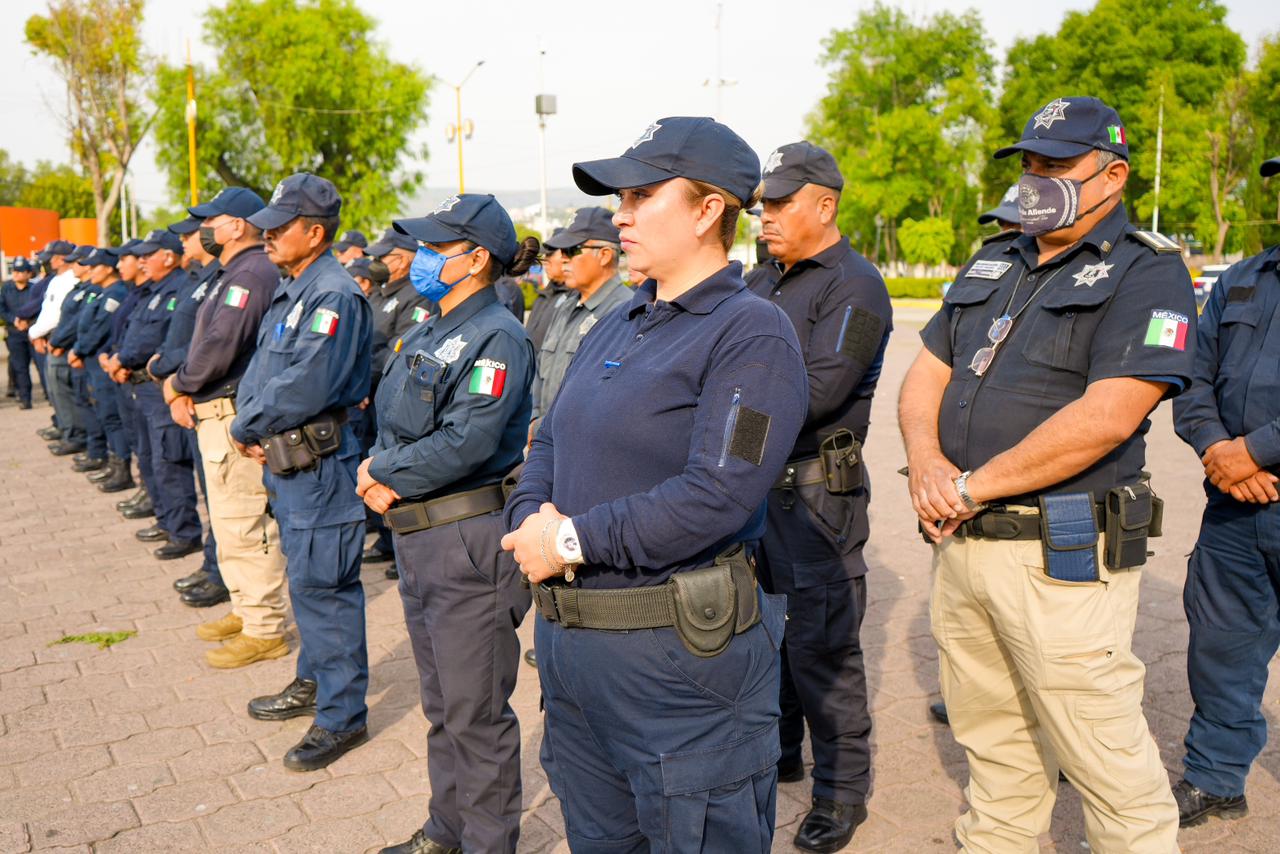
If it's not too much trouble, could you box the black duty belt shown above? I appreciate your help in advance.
[127,369,153,385]
[773,457,825,489]
[383,483,505,535]
[953,504,1106,541]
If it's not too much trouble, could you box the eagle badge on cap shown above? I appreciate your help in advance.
[630,122,662,150]
[434,196,460,214]
[1033,99,1070,130]
[270,181,285,205]
[763,149,785,175]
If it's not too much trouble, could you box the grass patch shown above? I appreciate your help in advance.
[49,631,136,650]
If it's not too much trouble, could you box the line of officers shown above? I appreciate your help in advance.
[0,95,1277,854]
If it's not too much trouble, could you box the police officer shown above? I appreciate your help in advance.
[71,248,132,487]
[503,117,808,851]
[745,140,892,852]
[104,240,153,507]
[360,194,536,854]
[163,187,291,662]
[62,247,112,474]
[524,227,569,352]
[345,256,378,297]
[333,228,368,264]
[44,247,99,458]
[530,207,632,436]
[899,97,1193,852]
[231,174,373,770]
[28,241,80,444]
[21,245,62,417]
[1166,154,1280,828]
[1,257,36,409]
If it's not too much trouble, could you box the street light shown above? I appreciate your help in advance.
[446,60,485,193]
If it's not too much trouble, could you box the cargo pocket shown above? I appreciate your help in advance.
[1036,636,1121,693]
[660,721,779,853]
[1079,696,1152,780]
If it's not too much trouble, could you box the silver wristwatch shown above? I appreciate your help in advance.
[954,470,987,512]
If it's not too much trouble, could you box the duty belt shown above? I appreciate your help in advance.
[193,396,236,420]
[127,369,153,385]
[772,457,825,490]
[383,483,505,535]
[952,504,1106,541]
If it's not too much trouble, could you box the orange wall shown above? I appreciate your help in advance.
[0,207,60,258]
[59,218,97,247]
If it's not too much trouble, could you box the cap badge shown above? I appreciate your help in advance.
[630,122,662,150]
[763,149,785,175]
[270,182,285,205]
[1033,99,1070,130]
[434,195,460,214]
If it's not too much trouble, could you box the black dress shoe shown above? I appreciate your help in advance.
[116,488,146,510]
[385,565,399,580]
[18,401,32,410]
[98,461,136,492]
[777,759,806,783]
[72,456,106,472]
[248,678,318,721]
[523,649,537,668]
[362,547,394,564]
[49,441,85,456]
[135,525,169,542]
[380,828,462,854]
[155,539,201,560]
[37,426,62,440]
[121,499,156,519]
[1173,778,1248,827]
[794,797,868,853]
[73,452,90,464]
[88,464,115,483]
[174,568,209,591]
[181,578,231,607]
[929,701,950,725]
[283,723,368,772]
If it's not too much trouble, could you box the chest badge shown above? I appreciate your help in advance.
[433,334,468,364]
[192,282,209,301]
[579,315,599,336]
[147,294,160,310]
[965,260,1013,280]
[382,296,399,313]
[285,301,304,329]
[1072,261,1114,288]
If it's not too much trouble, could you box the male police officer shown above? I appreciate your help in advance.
[524,228,569,352]
[899,97,1193,852]
[231,174,373,770]
[27,241,79,440]
[1,257,36,409]
[71,248,131,484]
[334,229,367,264]
[1167,154,1280,827]
[745,141,892,852]
[163,187,290,660]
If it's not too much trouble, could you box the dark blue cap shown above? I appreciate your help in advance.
[995,96,1129,161]
[168,215,202,235]
[189,187,267,220]
[345,257,374,279]
[334,230,367,252]
[544,207,620,249]
[66,245,94,263]
[248,173,342,231]
[45,239,75,257]
[107,239,143,258]
[133,229,185,256]
[1262,157,1280,178]
[393,194,518,267]
[365,226,417,257]
[83,247,118,268]
[978,184,1021,226]
[573,116,761,205]
[11,257,34,272]
[761,141,844,199]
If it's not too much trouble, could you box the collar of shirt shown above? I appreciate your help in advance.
[580,274,625,312]
[379,276,412,298]
[771,235,851,279]
[153,267,188,296]
[1005,202,1129,270]
[279,252,342,302]
[430,286,499,340]
[221,245,269,278]
[626,262,745,319]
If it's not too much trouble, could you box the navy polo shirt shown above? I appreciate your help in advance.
[48,281,90,351]
[746,237,892,458]
[117,269,185,370]
[369,286,534,500]
[107,282,146,353]
[1174,245,1280,468]
[74,280,128,358]
[505,262,808,588]
[367,276,434,375]
[920,203,1197,502]
[150,260,221,379]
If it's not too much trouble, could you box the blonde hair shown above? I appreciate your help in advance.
[681,179,765,252]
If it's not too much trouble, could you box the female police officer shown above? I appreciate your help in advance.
[357,194,537,854]
[503,117,809,852]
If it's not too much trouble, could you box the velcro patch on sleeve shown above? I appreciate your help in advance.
[728,406,771,466]
[1226,286,1254,304]
[837,306,886,366]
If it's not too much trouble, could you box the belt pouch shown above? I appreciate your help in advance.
[670,564,737,658]
[1104,483,1153,570]
[1038,492,1099,582]
[263,428,314,475]
[302,413,342,458]
[819,428,863,494]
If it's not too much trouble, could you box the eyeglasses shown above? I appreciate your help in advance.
[969,314,1012,377]
[562,243,611,259]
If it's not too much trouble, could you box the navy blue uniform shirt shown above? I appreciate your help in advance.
[108,283,146,353]
[231,253,373,445]
[117,269,185,370]
[505,262,809,588]
[48,281,89,351]
[368,276,434,374]
[0,280,32,339]
[74,280,128,358]
[921,203,1197,502]
[71,283,104,355]
[172,246,279,402]
[369,286,534,500]
[746,237,892,458]
[1174,245,1280,468]
[15,273,50,321]
[150,261,222,379]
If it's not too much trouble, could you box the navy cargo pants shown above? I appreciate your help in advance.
[137,383,202,545]
[1183,491,1280,797]
[72,365,105,459]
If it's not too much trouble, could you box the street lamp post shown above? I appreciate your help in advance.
[447,60,485,194]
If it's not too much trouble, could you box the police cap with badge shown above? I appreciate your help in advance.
[543,207,620,250]
[334,230,368,254]
[133,229,185,256]
[760,140,844,200]
[393,194,518,268]
[11,256,34,273]
[247,173,342,231]
[365,226,418,258]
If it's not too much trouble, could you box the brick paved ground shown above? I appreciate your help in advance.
[2,327,1279,853]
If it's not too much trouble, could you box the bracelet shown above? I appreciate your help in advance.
[538,519,574,583]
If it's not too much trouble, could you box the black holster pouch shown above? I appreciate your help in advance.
[1104,483,1156,570]
[501,461,525,503]
[670,546,761,658]
[819,428,863,494]
[262,411,345,475]
[1038,492,1100,582]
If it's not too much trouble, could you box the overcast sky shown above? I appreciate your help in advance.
[1,0,1274,214]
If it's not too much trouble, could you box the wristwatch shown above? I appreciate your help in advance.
[555,519,585,565]
[954,470,988,512]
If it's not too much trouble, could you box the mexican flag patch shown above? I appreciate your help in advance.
[468,358,507,397]
[1144,310,1188,350]
[412,306,429,323]
[310,308,340,336]
[1107,125,1126,145]
[224,285,250,309]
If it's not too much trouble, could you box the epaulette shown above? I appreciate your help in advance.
[1129,229,1181,254]
[981,229,1020,246]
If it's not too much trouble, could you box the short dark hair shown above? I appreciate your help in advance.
[300,214,340,243]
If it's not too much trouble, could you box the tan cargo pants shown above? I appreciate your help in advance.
[194,398,287,639]
[930,524,1178,853]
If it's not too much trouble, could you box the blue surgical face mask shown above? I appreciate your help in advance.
[409,245,475,301]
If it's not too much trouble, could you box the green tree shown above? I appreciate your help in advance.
[808,3,995,269]
[1243,36,1280,252]
[18,162,96,220]
[898,217,956,268]
[150,0,431,233]
[0,151,31,205]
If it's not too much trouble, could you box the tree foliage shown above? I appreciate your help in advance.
[150,0,431,233]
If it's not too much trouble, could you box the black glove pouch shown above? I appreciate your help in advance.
[1104,483,1153,571]
[819,428,863,494]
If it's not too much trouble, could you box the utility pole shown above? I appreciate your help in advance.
[119,177,128,241]
[447,60,485,193]
[185,39,199,206]
[1152,84,1165,233]
[534,42,556,240]
[703,3,737,120]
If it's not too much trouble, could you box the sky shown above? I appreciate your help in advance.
[1,0,1275,216]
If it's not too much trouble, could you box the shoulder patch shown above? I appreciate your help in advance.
[1226,286,1255,304]
[836,305,885,366]
[728,406,771,467]
[1130,230,1181,254]
[981,229,1020,246]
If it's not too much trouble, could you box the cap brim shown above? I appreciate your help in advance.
[572,156,676,195]
[978,202,1020,225]
[36,252,51,262]
[393,217,464,245]
[543,230,586,250]
[131,242,162,255]
[246,205,299,230]
[1262,158,1280,178]
[993,139,1096,160]
[332,241,355,252]
[187,202,224,217]
[761,176,809,201]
